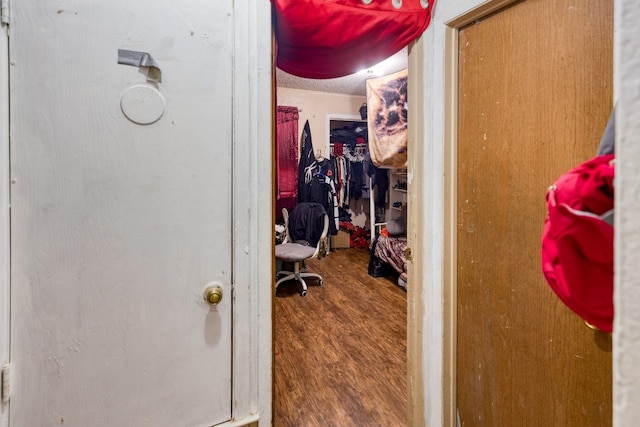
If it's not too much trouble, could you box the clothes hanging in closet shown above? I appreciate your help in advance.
[330,124,368,209]
[330,149,351,207]
[346,153,364,201]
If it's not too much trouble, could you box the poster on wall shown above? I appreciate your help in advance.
[366,68,408,169]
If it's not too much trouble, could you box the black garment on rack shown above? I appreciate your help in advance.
[367,155,389,208]
[349,161,364,200]
[376,169,389,208]
[299,156,338,235]
[315,159,338,235]
[307,159,332,205]
[298,120,316,204]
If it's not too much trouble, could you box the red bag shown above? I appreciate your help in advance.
[541,154,615,332]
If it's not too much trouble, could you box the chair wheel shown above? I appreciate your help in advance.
[318,280,323,286]
[300,290,307,297]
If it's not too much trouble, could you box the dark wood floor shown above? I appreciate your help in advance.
[274,248,407,427]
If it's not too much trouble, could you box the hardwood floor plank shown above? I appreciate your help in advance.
[274,248,407,427]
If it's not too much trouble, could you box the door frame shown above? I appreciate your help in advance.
[0,1,272,426]
[0,17,9,427]
[231,1,273,424]
[409,0,536,425]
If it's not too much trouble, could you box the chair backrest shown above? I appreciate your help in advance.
[282,203,329,257]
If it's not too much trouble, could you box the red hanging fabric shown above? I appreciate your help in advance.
[273,0,435,79]
[276,106,300,222]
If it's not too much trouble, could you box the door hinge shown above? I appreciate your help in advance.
[1,0,9,25]
[1,364,9,402]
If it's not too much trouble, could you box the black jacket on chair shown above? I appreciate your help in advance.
[288,203,327,247]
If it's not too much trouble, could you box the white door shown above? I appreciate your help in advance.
[9,1,234,426]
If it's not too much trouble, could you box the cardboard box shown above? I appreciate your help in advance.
[331,229,351,249]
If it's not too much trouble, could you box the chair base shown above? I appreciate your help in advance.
[275,262,323,297]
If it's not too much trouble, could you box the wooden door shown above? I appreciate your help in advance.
[456,0,613,425]
[9,1,233,425]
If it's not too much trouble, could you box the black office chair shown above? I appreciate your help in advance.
[275,203,329,296]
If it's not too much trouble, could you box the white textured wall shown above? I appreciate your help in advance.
[276,87,366,158]
[613,1,640,426]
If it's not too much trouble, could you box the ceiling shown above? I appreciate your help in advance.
[275,48,408,97]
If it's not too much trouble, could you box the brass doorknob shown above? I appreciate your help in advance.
[203,285,223,306]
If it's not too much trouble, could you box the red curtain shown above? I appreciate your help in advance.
[273,0,436,79]
[276,106,300,221]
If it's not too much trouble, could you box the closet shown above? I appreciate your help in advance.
[328,115,371,242]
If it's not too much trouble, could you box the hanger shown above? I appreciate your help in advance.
[343,145,365,162]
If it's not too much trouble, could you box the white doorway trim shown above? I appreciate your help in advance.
[613,0,640,424]
[231,0,273,424]
[0,19,9,427]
